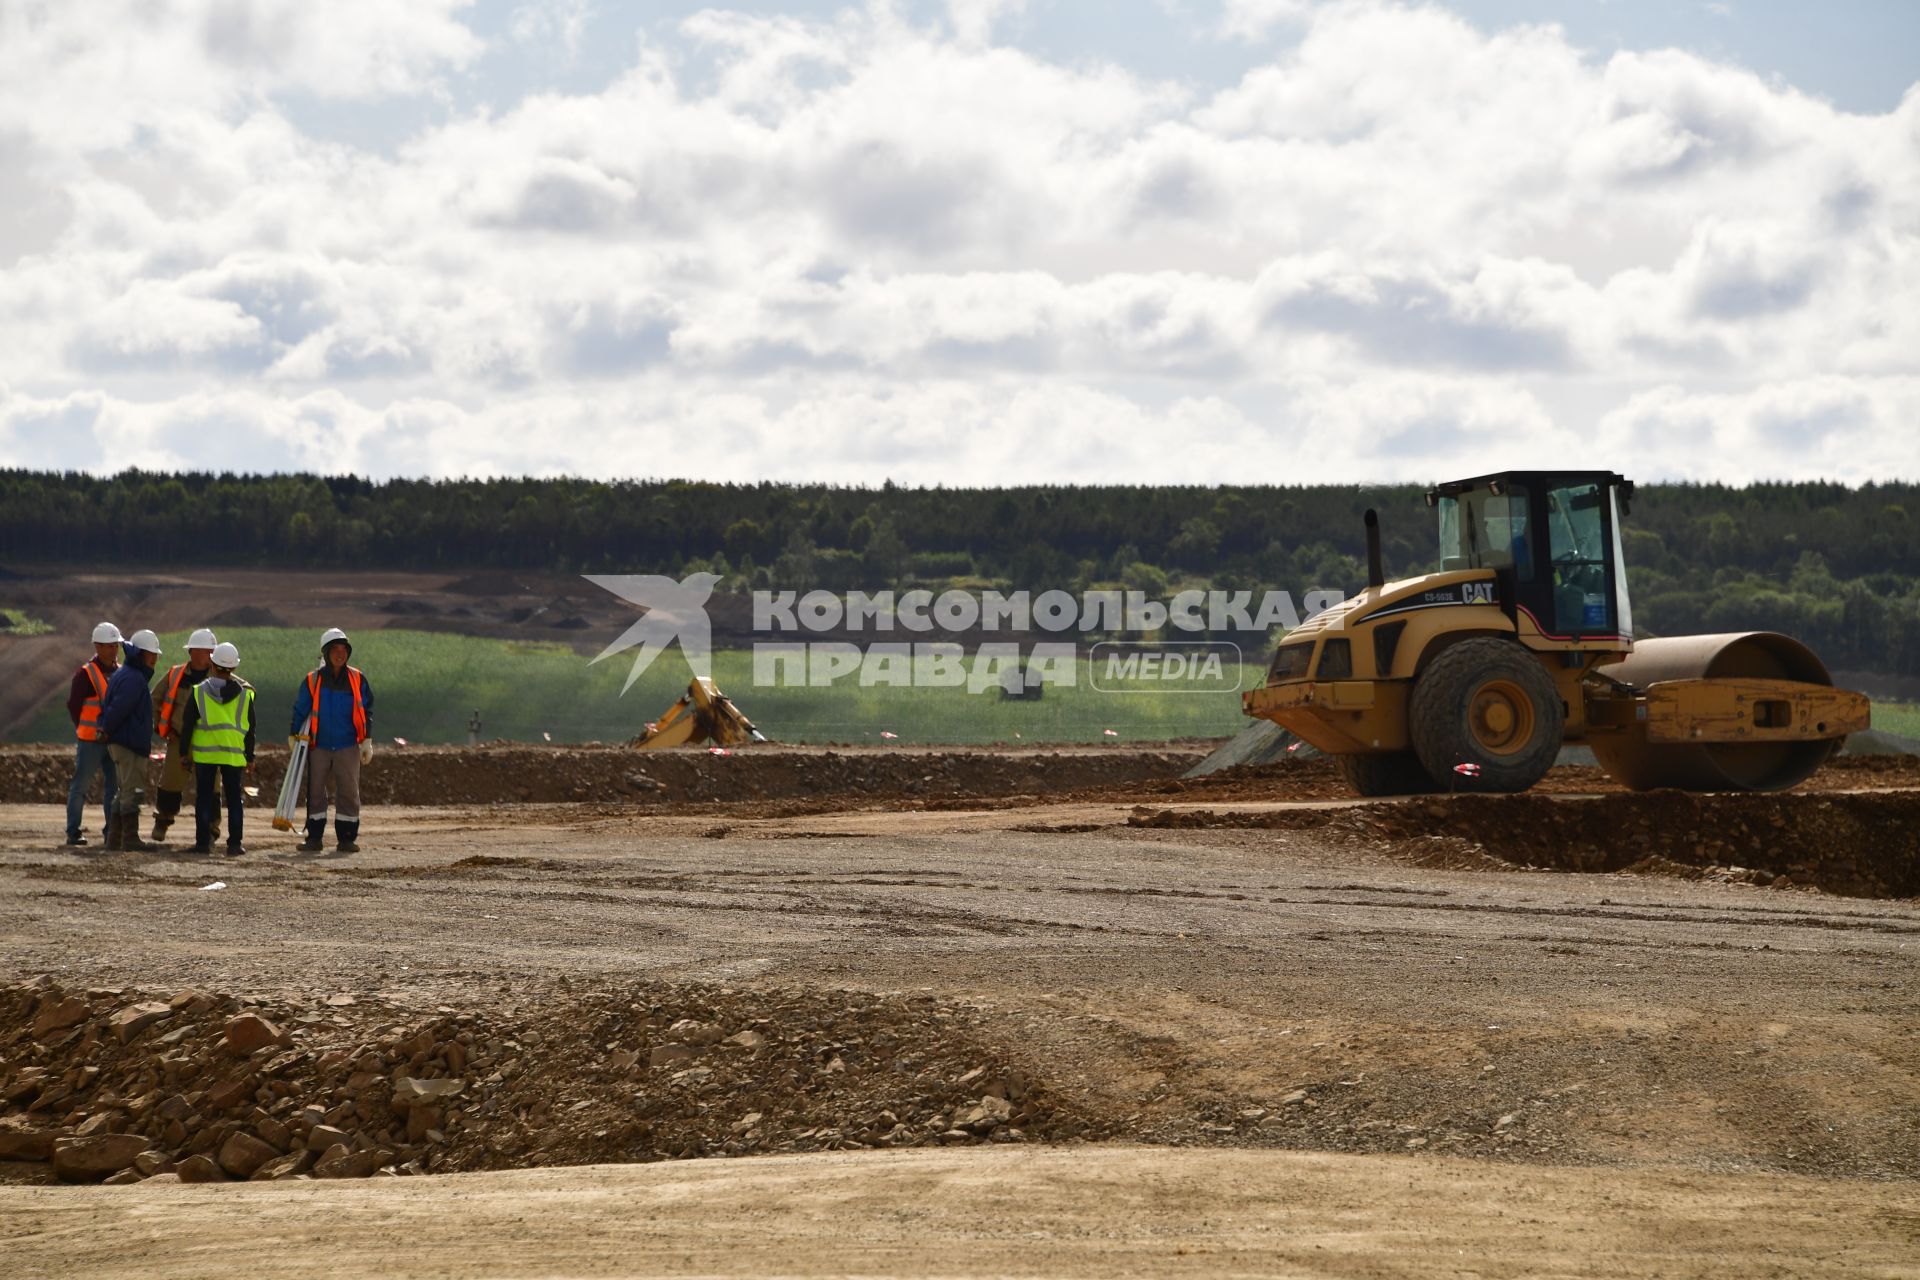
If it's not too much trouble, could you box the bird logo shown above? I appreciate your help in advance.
[584,572,720,692]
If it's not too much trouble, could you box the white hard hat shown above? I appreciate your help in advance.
[320,627,352,655]
[211,641,240,668]
[128,629,163,655]
[91,622,123,644]
[188,628,217,650]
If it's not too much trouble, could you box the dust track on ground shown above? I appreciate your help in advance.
[7,1146,1919,1280]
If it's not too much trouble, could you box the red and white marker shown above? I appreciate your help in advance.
[1453,762,1482,777]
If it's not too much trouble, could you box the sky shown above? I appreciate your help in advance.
[0,0,1916,485]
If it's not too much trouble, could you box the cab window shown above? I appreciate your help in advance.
[1547,482,1610,634]
[1437,484,1533,580]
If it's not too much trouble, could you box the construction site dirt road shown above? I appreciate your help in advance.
[3,746,1918,1276]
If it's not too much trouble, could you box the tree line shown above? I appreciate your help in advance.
[4,469,1918,673]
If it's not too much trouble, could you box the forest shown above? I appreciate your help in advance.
[4,469,1918,674]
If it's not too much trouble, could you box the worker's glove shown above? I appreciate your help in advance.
[359,739,374,765]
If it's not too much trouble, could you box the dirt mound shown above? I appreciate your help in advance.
[1822,751,1920,782]
[0,977,1076,1186]
[1141,756,1351,801]
[1138,752,1920,804]
[1127,790,1920,898]
[0,745,1203,810]
[443,572,534,597]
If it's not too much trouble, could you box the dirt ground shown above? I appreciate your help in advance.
[3,749,1919,1276]
[9,1146,1918,1280]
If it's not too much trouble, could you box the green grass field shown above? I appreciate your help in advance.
[0,606,53,637]
[12,628,1252,746]
[1866,702,1920,740]
[23,626,1913,748]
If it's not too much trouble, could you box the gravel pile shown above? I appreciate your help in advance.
[0,977,1073,1185]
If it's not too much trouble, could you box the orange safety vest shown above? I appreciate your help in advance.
[307,667,369,743]
[75,661,109,743]
[155,663,191,738]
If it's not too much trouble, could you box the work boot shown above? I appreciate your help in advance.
[335,820,360,854]
[151,813,172,842]
[104,812,124,852]
[225,842,247,857]
[64,831,89,848]
[121,812,158,853]
[190,840,212,855]
[298,819,325,853]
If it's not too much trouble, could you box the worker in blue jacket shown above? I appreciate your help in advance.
[289,627,374,853]
[96,630,164,852]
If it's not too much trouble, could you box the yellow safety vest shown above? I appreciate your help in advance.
[191,682,254,768]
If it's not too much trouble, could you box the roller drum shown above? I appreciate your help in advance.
[1589,632,1840,792]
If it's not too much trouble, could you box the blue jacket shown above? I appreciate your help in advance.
[290,666,374,751]
[97,644,156,755]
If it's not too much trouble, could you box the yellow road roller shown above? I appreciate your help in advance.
[1242,471,1870,795]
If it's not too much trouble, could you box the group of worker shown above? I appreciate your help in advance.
[66,625,375,856]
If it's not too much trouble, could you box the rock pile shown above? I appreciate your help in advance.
[0,978,1068,1186]
[471,985,1066,1168]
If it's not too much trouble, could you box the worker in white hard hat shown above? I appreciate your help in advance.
[288,627,374,853]
[63,621,123,847]
[178,641,255,857]
[96,628,164,852]
[150,626,219,844]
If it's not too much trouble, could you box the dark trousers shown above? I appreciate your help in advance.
[66,740,116,840]
[193,763,244,849]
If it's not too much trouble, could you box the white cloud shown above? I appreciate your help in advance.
[510,0,594,60]
[0,1,1914,484]
[1596,378,1920,484]
[0,1,480,150]
[0,373,1565,484]
[1214,0,1313,43]
[947,0,1029,46]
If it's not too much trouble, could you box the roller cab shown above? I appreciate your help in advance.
[1243,470,1869,795]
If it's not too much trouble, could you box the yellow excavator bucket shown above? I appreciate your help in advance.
[631,677,769,749]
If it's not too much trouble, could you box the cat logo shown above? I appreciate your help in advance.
[1463,582,1495,605]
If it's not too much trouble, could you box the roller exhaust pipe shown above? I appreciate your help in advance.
[1364,509,1384,590]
